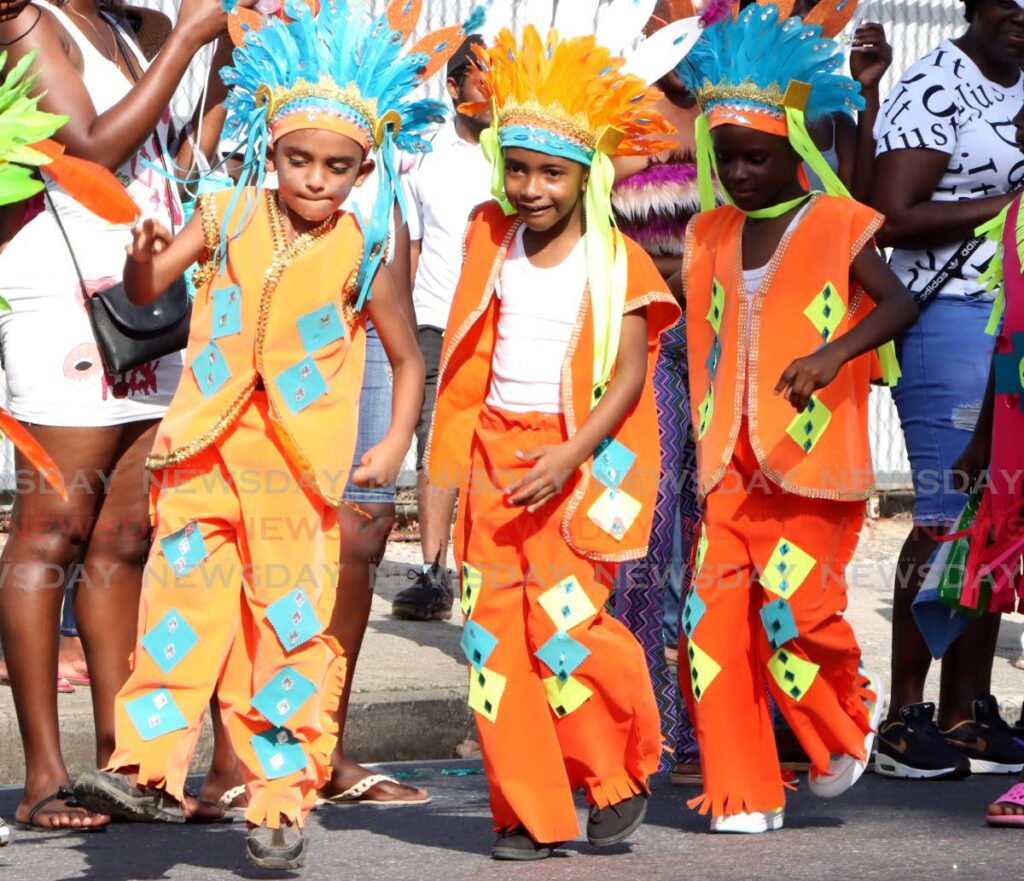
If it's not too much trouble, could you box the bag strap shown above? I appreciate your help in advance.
[44,188,89,299]
[914,235,987,309]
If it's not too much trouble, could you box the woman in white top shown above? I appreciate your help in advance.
[0,0,238,831]
[871,0,1024,782]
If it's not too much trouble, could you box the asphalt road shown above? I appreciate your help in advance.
[0,760,1018,881]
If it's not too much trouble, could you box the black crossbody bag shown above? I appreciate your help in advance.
[912,235,988,309]
[48,15,190,375]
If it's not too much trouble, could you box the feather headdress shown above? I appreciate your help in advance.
[463,0,703,397]
[220,0,486,308]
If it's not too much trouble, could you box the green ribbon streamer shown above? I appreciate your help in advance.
[585,146,627,396]
[746,193,813,220]
[783,106,850,200]
[694,113,718,213]
[480,117,515,216]
[976,203,1011,336]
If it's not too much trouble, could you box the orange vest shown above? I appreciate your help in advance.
[428,201,680,562]
[684,194,883,502]
[147,188,367,507]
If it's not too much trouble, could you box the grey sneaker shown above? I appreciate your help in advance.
[73,770,184,823]
[392,551,454,621]
[245,823,307,870]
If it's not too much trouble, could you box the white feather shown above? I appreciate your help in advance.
[518,0,555,34]
[620,17,703,85]
[553,0,600,38]
[594,0,658,52]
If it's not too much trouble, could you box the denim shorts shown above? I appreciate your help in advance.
[342,324,396,504]
[891,297,993,527]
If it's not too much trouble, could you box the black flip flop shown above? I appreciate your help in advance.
[15,785,108,833]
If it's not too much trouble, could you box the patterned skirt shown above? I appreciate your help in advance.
[609,319,701,768]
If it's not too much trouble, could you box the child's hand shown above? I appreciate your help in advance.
[351,439,405,489]
[775,348,842,412]
[126,218,173,264]
[507,443,580,512]
[850,23,892,91]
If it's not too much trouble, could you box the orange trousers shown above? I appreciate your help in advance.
[456,405,661,844]
[680,423,873,817]
[107,392,344,828]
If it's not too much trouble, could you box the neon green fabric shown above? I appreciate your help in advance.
[976,203,1012,336]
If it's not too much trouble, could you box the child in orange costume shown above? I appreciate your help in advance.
[674,4,918,833]
[67,0,495,868]
[428,2,703,861]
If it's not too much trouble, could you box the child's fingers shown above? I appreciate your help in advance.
[509,477,546,507]
[774,367,795,397]
[351,465,377,488]
[506,468,541,496]
[515,446,548,464]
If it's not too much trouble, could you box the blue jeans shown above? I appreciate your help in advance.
[892,297,993,526]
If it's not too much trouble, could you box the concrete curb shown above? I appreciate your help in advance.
[0,685,473,787]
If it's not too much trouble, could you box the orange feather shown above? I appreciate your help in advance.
[32,139,137,225]
[0,409,67,500]
[385,0,422,43]
[409,26,469,82]
[228,7,264,48]
[804,0,859,37]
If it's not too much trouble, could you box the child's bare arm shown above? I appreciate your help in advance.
[123,212,206,305]
[508,309,649,511]
[354,267,425,488]
[775,246,918,411]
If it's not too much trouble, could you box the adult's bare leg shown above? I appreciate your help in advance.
[73,419,156,767]
[321,502,428,803]
[0,425,121,830]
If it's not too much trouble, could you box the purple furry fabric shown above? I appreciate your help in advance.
[612,160,701,257]
[614,161,698,193]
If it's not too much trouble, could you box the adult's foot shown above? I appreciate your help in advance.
[319,757,429,805]
[198,764,248,811]
[391,551,454,621]
[246,822,307,870]
[942,695,1024,775]
[14,781,109,832]
[73,769,184,823]
[987,780,1024,826]
[875,702,972,780]
[56,636,90,686]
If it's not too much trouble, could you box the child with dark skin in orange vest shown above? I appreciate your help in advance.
[672,4,918,833]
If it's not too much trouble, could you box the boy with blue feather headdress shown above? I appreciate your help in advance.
[72,0,481,868]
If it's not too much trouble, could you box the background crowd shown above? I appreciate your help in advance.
[0,0,1021,839]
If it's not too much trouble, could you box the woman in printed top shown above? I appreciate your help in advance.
[426,0,701,861]
[675,3,917,833]
[951,103,1024,828]
[0,0,241,834]
[871,0,1024,784]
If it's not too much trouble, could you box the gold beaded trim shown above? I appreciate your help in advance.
[146,378,258,470]
[190,193,221,292]
[500,99,596,150]
[696,80,786,114]
[259,79,379,135]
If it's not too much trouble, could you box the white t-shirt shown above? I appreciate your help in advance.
[402,121,493,330]
[486,227,587,415]
[874,40,1024,299]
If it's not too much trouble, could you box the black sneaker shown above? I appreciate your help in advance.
[246,823,307,870]
[586,792,648,847]
[392,551,454,621]
[73,769,185,823]
[942,695,1024,774]
[874,702,971,780]
[492,826,557,861]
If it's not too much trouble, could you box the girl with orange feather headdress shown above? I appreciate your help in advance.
[426,0,700,861]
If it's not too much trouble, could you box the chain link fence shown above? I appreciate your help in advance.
[0,0,971,492]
